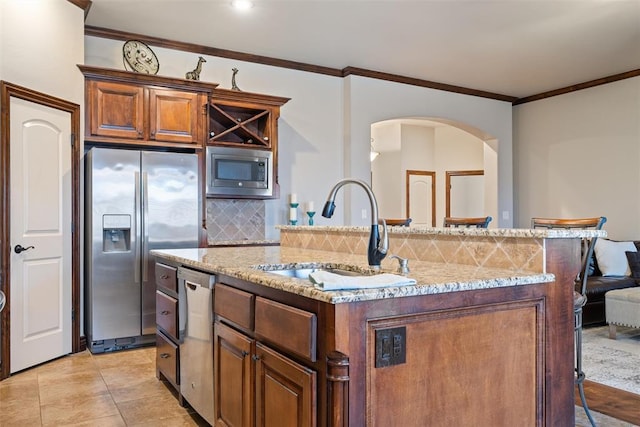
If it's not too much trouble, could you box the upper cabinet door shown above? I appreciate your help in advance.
[149,88,202,144]
[80,65,217,149]
[88,80,144,140]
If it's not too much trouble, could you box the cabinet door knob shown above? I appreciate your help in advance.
[161,310,170,315]
[160,353,170,359]
[251,354,260,361]
[241,350,249,357]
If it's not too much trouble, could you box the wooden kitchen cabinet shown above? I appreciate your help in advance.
[214,283,317,427]
[208,89,289,150]
[154,262,181,392]
[87,80,144,140]
[214,322,254,427]
[148,87,201,144]
[255,342,316,427]
[80,65,216,149]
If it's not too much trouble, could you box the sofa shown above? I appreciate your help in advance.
[582,240,640,327]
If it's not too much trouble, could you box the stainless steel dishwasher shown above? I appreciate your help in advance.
[178,266,215,425]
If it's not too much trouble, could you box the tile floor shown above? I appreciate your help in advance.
[0,347,208,426]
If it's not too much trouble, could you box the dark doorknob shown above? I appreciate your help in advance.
[14,244,35,254]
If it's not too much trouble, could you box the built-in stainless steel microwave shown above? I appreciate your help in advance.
[206,146,273,197]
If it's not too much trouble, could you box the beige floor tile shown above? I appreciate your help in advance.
[108,375,174,403]
[99,361,156,389]
[0,396,41,426]
[34,351,98,380]
[0,367,38,384]
[0,413,43,427]
[0,374,41,425]
[38,370,110,405]
[117,392,194,425]
[128,413,209,426]
[0,375,39,401]
[92,346,155,370]
[63,414,127,427]
[40,393,120,426]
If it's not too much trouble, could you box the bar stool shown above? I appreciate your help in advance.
[443,216,492,228]
[531,216,606,427]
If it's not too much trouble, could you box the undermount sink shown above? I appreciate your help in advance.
[258,264,370,280]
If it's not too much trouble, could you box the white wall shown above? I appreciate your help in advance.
[371,122,402,218]
[345,75,513,226]
[0,0,84,105]
[513,76,640,240]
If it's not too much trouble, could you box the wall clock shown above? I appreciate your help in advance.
[122,40,160,74]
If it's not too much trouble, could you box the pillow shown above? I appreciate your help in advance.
[625,251,640,279]
[594,239,637,276]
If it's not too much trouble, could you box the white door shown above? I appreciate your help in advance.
[10,97,72,373]
[408,172,435,227]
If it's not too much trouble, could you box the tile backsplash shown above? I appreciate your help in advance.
[206,199,265,243]
[279,227,545,273]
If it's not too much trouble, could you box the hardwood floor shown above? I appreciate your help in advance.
[578,380,640,425]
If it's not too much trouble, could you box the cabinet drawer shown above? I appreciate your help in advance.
[255,297,317,362]
[214,283,254,331]
[156,263,178,294]
[156,291,179,340]
[156,331,179,386]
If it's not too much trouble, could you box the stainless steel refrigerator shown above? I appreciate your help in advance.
[85,147,200,353]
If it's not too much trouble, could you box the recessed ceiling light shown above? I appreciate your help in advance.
[232,0,254,11]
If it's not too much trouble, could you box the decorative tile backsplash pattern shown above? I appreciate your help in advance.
[206,199,265,244]
[280,227,545,273]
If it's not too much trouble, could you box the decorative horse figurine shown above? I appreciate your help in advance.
[185,56,206,80]
[231,67,241,91]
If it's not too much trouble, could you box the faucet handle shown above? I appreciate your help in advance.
[389,254,409,275]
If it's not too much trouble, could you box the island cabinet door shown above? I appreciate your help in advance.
[214,322,254,427]
[366,301,542,426]
[255,342,317,427]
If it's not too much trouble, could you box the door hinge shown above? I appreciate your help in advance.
[70,134,75,147]
[72,307,75,321]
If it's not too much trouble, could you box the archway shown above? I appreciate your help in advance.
[370,117,498,227]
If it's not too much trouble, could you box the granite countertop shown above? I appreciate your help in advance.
[277,225,607,239]
[151,246,554,304]
[208,239,280,247]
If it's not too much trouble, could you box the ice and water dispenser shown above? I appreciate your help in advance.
[102,214,131,252]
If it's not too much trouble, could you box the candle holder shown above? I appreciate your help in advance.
[289,202,299,225]
[306,211,316,226]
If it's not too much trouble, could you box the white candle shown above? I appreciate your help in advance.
[290,193,297,204]
[307,201,314,212]
[289,207,297,220]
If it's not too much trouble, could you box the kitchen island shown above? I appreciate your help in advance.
[152,225,604,426]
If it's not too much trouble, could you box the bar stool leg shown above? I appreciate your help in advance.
[575,307,597,427]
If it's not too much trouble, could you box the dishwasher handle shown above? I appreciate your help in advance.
[177,267,215,290]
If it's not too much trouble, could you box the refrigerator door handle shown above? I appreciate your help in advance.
[142,171,149,282]
[134,171,141,283]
